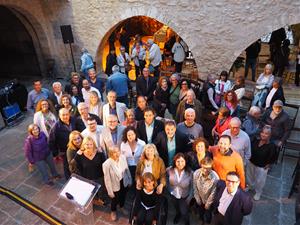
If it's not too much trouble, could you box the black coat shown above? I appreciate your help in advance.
[48,92,60,112]
[212,180,253,225]
[136,76,157,101]
[136,119,164,144]
[153,130,191,167]
[264,86,285,109]
[105,53,117,76]
[75,113,102,132]
[49,117,76,156]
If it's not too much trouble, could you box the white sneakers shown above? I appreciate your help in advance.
[253,193,261,201]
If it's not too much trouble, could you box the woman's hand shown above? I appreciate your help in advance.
[28,163,34,172]
[156,184,164,194]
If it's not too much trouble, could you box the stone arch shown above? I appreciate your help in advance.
[0,2,52,77]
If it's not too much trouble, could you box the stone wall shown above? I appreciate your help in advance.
[1,0,300,79]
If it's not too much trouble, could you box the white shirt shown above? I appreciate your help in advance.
[171,169,185,199]
[148,43,162,67]
[89,104,100,117]
[54,92,62,105]
[218,187,238,216]
[81,125,103,148]
[172,42,185,63]
[143,160,153,174]
[81,87,101,106]
[265,88,277,108]
[120,139,145,166]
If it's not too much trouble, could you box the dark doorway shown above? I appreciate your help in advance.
[0,6,41,78]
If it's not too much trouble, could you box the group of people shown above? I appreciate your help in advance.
[24,45,292,224]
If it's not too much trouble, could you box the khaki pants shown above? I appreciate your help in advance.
[246,162,268,195]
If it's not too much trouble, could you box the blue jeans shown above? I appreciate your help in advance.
[245,58,257,81]
[35,153,59,183]
[252,89,268,107]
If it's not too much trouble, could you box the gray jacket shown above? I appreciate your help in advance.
[100,125,125,157]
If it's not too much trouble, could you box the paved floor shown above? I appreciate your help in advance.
[0,113,297,225]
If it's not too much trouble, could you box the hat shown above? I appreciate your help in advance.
[273,100,283,107]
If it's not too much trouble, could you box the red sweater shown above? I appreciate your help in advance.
[213,117,232,137]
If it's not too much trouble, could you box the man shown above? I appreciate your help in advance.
[177,108,204,143]
[102,91,127,127]
[106,65,131,106]
[88,68,104,101]
[134,95,147,121]
[222,117,251,164]
[64,72,83,96]
[26,80,50,113]
[147,39,162,77]
[100,114,125,158]
[244,39,261,81]
[136,67,157,103]
[105,48,117,76]
[75,102,102,132]
[209,135,245,189]
[49,108,76,179]
[49,81,63,111]
[80,48,94,79]
[171,36,187,73]
[81,117,103,151]
[202,74,219,112]
[117,46,131,75]
[136,107,164,144]
[212,172,253,225]
[176,89,202,124]
[154,120,191,167]
[262,100,290,148]
[81,79,101,106]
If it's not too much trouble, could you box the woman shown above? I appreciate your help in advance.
[132,172,160,225]
[179,79,194,102]
[252,64,275,107]
[122,108,137,128]
[153,76,170,117]
[120,126,145,179]
[33,99,57,138]
[60,94,78,117]
[231,75,245,105]
[223,90,240,117]
[24,124,60,185]
[193,157,219,224]
[136,144,166,195]
[242,106,262,141]
[74,136,106,206]
[70,85,83,106]
[103,146,132,221]
[135,95,148,121]
[131,42,146,77]
[214,71,232,106]
[264,78,285,109]
[247,126,276,200]
[167,153,193,225]
[186,137,212,171]
[89,91,102,118]
[212,107,232,140]
[169,73,181,119]
[66,131,83,174]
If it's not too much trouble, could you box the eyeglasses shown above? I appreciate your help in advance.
[226,179,239,183]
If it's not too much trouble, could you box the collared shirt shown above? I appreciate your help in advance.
[145,121,154,143]
[171,169,185,199]
[26,88,50,112]
[148,43,162,67]
[265,88,277,108]
[109,104,117,117]
[81,125,103,148]
[120,139,145,166]
[106,71,129,97]
[222,129,251,163]
[167,136,176,166]
[111,129,118,145]
[54,92,62,105]
[218,187,238,216]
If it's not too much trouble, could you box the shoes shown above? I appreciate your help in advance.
[52,175,62,180]
[110,211,117,221]
[245,185,253,192]
[93,198,105,206]
[173,214,180,224]
[253,193,261,201]
[120,207,128,216]
[46,180,54,186]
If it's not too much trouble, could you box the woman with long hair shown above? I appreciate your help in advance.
[66,131,83,174]
[212,107,232,140]
[89,91,103,118]
[214,71,232,106]
[223,90,240,117]
[60,94,78,117]
[153,76,170,117]
[33,99,57,138]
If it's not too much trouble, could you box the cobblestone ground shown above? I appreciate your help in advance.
[0,114,297,225]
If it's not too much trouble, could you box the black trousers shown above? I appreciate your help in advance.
[153,64,160,77]
[62,154,70,180]
[213,212,225,225]
[295,64,300,86]
[171,195,189,224]
[174,61,183,73]
[111,180,127,211]
[136,206,156,225]
[198,203,212,223]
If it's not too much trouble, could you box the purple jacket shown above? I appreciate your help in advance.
[24,132,50,164]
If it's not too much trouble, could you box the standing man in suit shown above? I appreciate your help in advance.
[154,120,191,167]
[102,91,127,127]
[49,81,63,112]
[136,67,157,104]
[136,107,164,144]
[100,114,125,158]
[212,171,253,225]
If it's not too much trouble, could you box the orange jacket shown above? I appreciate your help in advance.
[209,145,245,189]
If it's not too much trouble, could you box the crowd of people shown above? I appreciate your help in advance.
[24,37,293,224]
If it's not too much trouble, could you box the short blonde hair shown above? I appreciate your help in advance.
[108,145,120,158]
[80,136,96,152]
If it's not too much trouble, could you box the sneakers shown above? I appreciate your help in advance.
[52,175,62,181]
[110,211,117,221]
[253,193,261,201]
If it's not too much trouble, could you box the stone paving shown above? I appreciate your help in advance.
[0,113,297,225]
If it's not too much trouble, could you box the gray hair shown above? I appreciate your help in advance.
[265,64,273,70]
[52,81,62,88]
[230,117,242,127]
[77,102,88,110]
[207,74,216,82]
[249,106,261,116]
[88,68,96,74]
[147,39,154,45]
[170,73,180,81]
[81,48,88,54]
[261,125,272,134]
[184,108,196,117]
[112,65,120,73]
